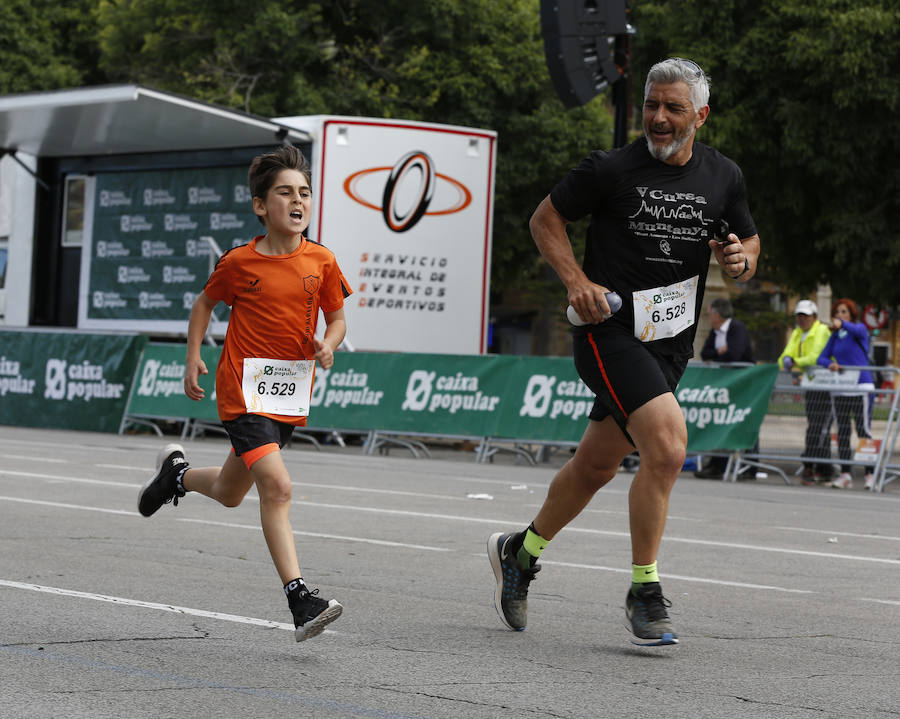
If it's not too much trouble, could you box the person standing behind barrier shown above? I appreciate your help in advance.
[137,145,352,642]
[699,298,754,363]
[777,300,833,485]
[816,298,876,490]
[488,57,760,647]
[695,298,755,479]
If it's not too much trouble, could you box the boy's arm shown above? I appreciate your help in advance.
[184,291,218,400]
[313,308,347,370]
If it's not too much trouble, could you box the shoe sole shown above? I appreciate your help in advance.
[487,532,521,631]
[137,443,185,517]
[628,631,679,647]
[623,618,679,646]
[295,600,343,642]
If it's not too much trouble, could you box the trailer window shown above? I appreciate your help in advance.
[62,176,87,247]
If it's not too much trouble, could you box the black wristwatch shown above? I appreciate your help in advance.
[733,258,750,279]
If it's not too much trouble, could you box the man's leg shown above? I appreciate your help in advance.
[488,417,632,631]
[626,393,687,567]
[533,417,635,539]
[622,392,686,646]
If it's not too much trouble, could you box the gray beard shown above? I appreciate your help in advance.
[646,129,694,162]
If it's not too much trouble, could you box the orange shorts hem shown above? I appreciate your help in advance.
[240,442,280,469]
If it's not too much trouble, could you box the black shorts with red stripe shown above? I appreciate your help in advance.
[573,327,689,446]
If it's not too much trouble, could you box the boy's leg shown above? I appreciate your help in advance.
[138,444,256,517]
[249,450,300,583]
[183,451,255,507]
[249,447,342,642]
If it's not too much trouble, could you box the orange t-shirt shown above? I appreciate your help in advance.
[203,235,352,425]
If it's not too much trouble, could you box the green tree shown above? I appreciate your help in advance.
[630,0,900,307]
[0,0,102,93]
[95,0,331,114]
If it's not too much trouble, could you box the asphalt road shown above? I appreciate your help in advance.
[1,425,898,719]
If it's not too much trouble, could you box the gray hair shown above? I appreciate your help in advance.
[644,58,710,112]
[710,297,733,319]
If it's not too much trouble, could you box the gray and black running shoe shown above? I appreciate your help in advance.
[625,582,678,646]
[488,531,540,631]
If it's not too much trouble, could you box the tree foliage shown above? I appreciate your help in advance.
[630,0,900,307]
[8,0,899,309]
[0,0,102,92]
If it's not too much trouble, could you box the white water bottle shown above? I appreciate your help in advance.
[566,292,623,326]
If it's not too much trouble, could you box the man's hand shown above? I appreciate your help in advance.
[567,282,615,325]
[709,232,749,278]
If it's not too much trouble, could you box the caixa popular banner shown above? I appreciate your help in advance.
[124,345,592,441]
[676,364,778,451]
[0,329,147,432]
[121,344,777,450]
[125,342,220,423]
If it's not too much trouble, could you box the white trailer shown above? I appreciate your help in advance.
[0,89,496,355]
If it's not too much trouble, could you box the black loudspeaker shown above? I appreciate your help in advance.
[540,0,628,108]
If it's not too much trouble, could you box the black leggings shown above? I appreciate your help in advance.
[833,394,872,472]
[804,391,872,473]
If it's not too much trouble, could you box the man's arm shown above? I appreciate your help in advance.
[529,195,613,324]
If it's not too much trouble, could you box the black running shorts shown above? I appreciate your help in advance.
[573,328,689,445]
[221,414,294,456]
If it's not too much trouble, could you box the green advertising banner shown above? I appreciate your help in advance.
[676,364,778,451]
[126,343,220,423]
[125,346,594,440]
[0,329,147,432]
[122,344,777,450]
[79,165,260,333]
[493,356,593,443]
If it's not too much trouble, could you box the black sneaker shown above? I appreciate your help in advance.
[487,531,540,631]
[138,443,188,517]
[292,588,343,642]
[625,582,678,646]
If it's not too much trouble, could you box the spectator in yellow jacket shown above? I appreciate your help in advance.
[777,300,833,483]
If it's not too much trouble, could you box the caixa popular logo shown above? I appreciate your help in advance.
[343,150,472,233]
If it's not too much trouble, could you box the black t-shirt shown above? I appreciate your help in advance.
[550,137,757,359]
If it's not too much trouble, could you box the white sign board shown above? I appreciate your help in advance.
[800,367,861,389]
[283,117,496,355]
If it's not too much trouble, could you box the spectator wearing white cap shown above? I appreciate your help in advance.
[777,300,833,483]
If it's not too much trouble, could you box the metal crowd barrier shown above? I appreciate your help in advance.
[733,364,900,492]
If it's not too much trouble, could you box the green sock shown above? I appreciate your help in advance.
[516,524,549,568]
[631,561,659,591]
